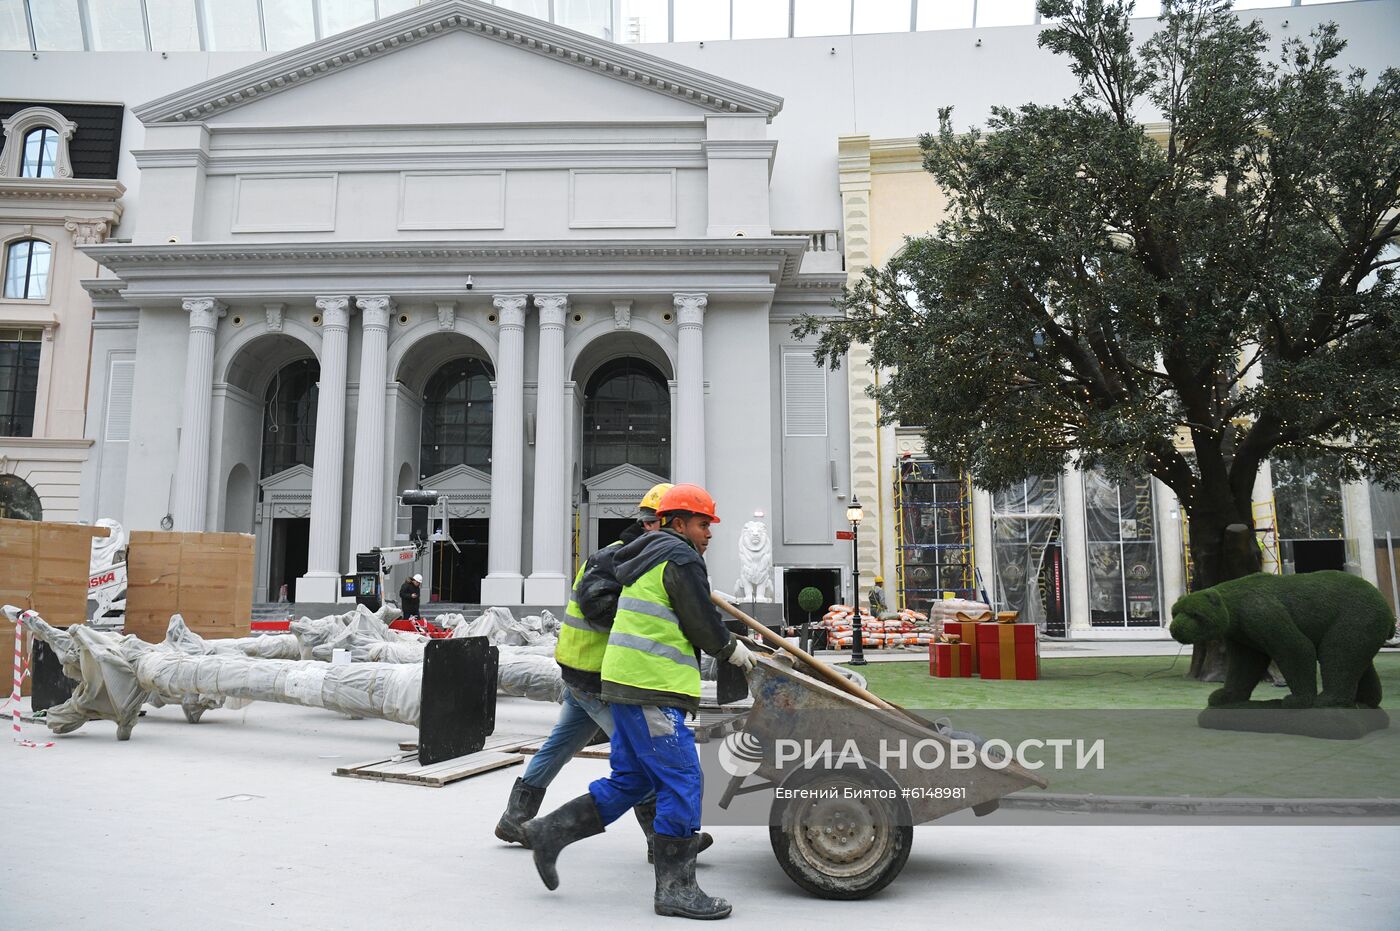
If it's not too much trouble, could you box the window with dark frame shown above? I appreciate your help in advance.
[20,127,59,178]
[421,357,495,478]
[582,357,670,480]
[260,358,319,478]
[0,328,42,437]
[3,240,52,300]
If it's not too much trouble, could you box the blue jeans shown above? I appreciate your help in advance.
[588,704,703,838]
[521,685,615,789]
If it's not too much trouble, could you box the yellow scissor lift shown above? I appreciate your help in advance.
[893,460,977,615]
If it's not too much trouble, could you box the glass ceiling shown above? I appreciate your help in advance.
[0,0,1363,52]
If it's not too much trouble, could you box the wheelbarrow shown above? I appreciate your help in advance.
[707,598,1049,900]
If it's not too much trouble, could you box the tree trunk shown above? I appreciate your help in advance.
[1184,514,1263,683]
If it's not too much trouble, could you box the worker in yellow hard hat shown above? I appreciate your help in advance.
[869,575,888,617]
[525,483,752,920]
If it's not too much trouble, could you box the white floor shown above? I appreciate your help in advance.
[1,698,1396,930]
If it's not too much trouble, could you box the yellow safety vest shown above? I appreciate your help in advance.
[601,561,701,699]
[555,542,619,674]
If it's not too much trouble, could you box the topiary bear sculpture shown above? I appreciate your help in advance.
[1170,571,1392,710]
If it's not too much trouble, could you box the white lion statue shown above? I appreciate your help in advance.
[734,519,775,603]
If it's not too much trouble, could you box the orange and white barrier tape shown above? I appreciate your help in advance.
[10,611,53,749]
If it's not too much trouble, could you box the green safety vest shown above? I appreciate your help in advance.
[555,542,619,674]
[601,561,701,699]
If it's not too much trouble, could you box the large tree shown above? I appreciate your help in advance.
[797,0,1400,674]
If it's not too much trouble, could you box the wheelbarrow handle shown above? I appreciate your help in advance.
[710,592,906,716]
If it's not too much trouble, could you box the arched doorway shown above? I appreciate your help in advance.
[0,474,41,520]
[260,358,318,602]
[418,355,494,603]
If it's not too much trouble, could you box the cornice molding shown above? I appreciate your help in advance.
[132,0,783,125]
[198,149,707,174]
[81,237,813,285]
[0,177,126,205]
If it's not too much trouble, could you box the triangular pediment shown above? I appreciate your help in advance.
[260,463,314,490]
[133,0,781,126]
[584,463,668,504]
[420,463,492,492]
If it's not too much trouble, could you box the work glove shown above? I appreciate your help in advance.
[727,638,757,673]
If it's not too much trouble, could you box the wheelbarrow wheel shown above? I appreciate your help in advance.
[768,761,913,900]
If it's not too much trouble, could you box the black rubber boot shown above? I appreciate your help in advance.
[524,793,606,891]
[494,777,547,846]
[653,834,731,920]
[637,802,714,863]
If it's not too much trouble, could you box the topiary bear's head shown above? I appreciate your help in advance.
[1169,589,1229,644]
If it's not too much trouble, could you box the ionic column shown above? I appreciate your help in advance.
[299,296,352,603]
[171,297,226,531]
[348,295,393,557]
[481,294,528,606]
[526,293,569,605]
[674,293,708,486]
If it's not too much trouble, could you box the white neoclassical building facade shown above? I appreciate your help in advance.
[78,1,846,606]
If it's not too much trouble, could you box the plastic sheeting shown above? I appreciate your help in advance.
[165,615,303,660]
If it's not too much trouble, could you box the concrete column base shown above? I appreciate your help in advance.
[524,574,569,606]
[296,572,342,605]
[480,574,524,606]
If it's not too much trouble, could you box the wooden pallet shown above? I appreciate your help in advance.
[334,734,550,787]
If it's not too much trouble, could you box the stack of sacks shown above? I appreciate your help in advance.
[879,611,937,648]
[821,604,880,648]
[927,598,992,636]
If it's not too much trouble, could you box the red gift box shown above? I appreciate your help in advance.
[940,620,982,674]
[975,622,1039,680]
[929,641,973,678]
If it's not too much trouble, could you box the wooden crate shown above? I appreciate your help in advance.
[0,518,110,694]
[124,531,254,643]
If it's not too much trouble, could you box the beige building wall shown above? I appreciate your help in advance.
[0,116,122,522]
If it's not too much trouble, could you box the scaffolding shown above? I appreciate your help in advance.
[894,459,977,615]
[1180,494,1283,589]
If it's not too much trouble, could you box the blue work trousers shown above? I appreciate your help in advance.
[588,704,703,838]
[521,685,613,789]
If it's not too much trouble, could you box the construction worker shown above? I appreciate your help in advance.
[524,483,756,921]
[495,483,713,862]
[399,573,423,619]
[869,576,888,617]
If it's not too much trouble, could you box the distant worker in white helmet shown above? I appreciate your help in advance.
[399,573,424,619]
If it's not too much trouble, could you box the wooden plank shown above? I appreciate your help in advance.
[333,750,523,787]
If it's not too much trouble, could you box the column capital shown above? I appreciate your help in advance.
[182,297,227,331]
[533,293,569,329]
[493,293,528,329]
[355,295,394,330]
[674,292,708,328]
[315,295,353,330]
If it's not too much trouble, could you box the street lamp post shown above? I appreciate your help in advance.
[847,496,867,666]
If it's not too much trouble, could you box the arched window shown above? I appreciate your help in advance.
[582,358,670,480]
[421,358,494,477]
[0,474,42,521]
[261,359,319,477]
[21,127,59,178]
[4,240,52,300]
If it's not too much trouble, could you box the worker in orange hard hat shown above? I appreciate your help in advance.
[526,483,753,920]
[495,481,711,864]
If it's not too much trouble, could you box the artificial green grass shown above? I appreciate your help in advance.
[853,652,1400,710]
[843,653,1400,798]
